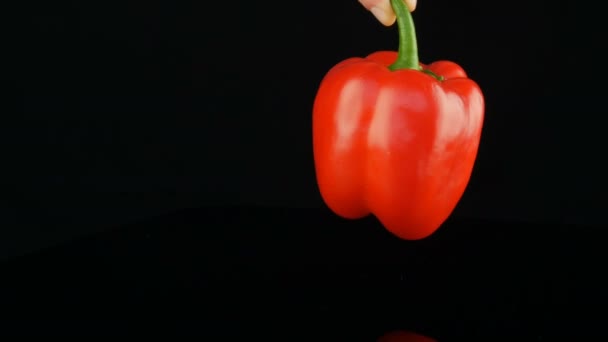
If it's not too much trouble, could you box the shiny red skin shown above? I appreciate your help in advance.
[313,51,484,240]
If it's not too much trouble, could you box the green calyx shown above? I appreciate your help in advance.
[387,0,444,81]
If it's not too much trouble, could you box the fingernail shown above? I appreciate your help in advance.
[370,6,396,26]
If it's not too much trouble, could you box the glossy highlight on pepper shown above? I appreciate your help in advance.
[312,0,485,240]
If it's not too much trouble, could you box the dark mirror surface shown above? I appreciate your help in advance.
[2,208,606,338]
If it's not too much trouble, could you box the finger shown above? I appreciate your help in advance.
[359,0,395,25]
[405,0,417,12]
[358,0,417,26]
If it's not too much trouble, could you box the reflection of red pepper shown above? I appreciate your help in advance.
[377,330,436,342]
[313,0,484,240]
[376,330,436,342]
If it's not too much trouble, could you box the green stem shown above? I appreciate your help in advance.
[388,0,420,71]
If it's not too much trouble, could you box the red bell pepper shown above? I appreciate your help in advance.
[313,0,484,240]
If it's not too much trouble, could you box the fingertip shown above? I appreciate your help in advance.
[406,0,417,11]
[370,6,396,26]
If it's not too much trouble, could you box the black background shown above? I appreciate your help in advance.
[5,0,607,337]
[10,0,605,230]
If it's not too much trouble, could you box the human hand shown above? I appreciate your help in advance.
[358,0,417,26]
